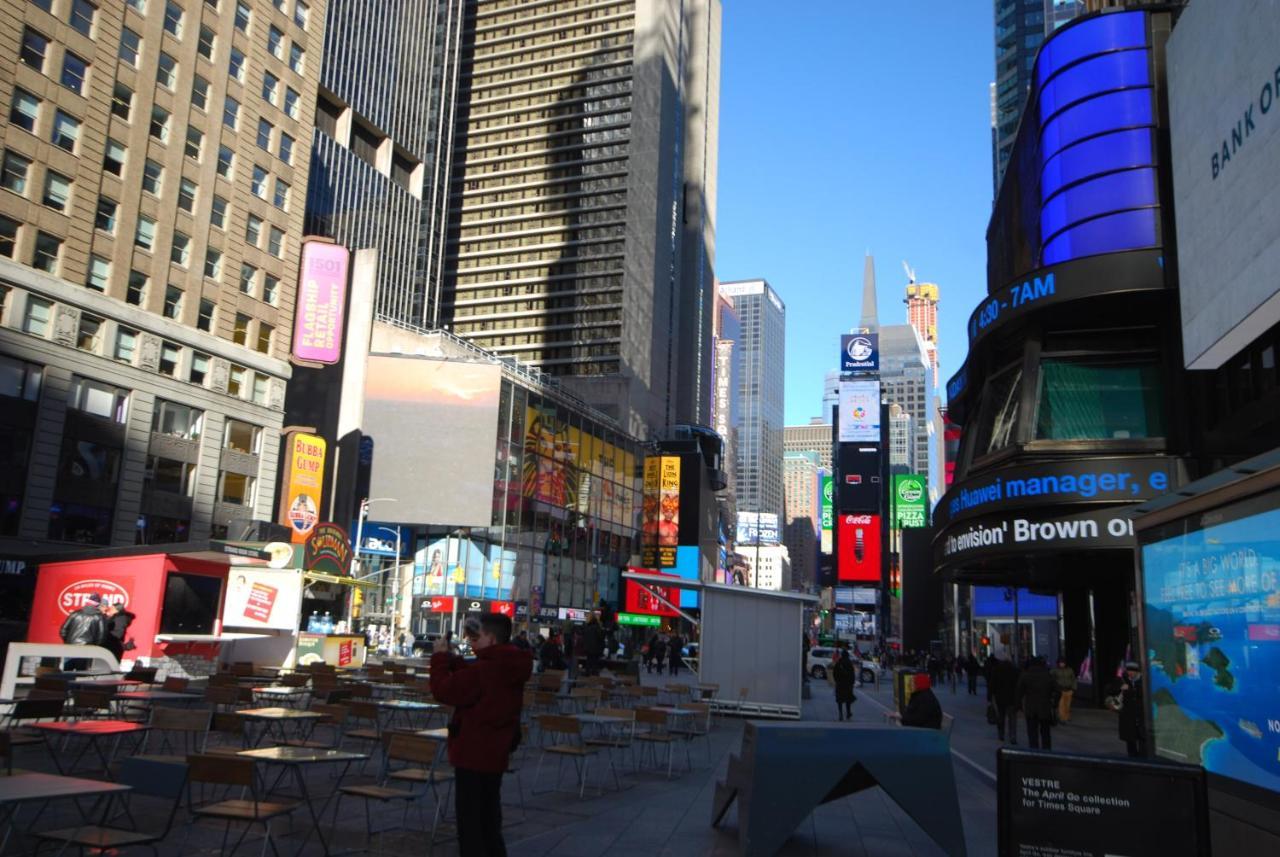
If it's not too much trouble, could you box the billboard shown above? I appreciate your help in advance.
[292,240,349,364]
[363,356,502,528]
[222,569,302,630]
[840,333,879,372]
[736,512,780,545]
[623,574,680,618]
[837,444,881,513]
[973,586,1059,618]
[640,456,680,568]
[1140,489,1280,796]
[837,513,881,582]
[278,432,325,544]
[837,380,880,443]
[892,474,928,529]
[820,475,834,554]
[1168,1,1280,369]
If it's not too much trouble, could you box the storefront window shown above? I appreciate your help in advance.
[1035,358,1163,440]
[975,363,1023,456]
[47,502,112,544]
[59,439,121,485]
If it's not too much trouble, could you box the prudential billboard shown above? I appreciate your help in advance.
[840,333,879,372]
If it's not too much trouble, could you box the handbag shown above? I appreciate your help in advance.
[986,701,999,725]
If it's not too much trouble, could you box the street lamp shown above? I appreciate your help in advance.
[371,525,404,651]
[350,497,397,637]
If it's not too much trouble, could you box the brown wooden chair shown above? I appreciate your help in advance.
[284,703,348,750]
[584,706,638,771]
[229,662,255,677]
[668,702,712,766]
[567,687,602,713]
[532,715,615,797]
[1,697,64,773]
[135,707,213,765]
[204,712,247,756]
[68,687,116,720]
[34,757,188,853]
[280,671,310,688]
[334,733,454,848]
[162,676,190,693]
[33,677,69,696]
[634,707,689,777]
[203,685,242,713]
[342,700,383,751]
[124,666,159,684]
[182,754,299,855]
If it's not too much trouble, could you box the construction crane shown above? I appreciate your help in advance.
[902,260,916,284]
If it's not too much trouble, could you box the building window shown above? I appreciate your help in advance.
[134,215,156,251]
[235,1,251,32]
[284,87,300,119]
[204,248,222,280]
[216,145,234,178]
[255,323,272,354]
[1,151,31,194]
[23,296,52,336]
[278,133,294,165]
[191,75,209,110]
[162,0,183,37]
[295,1,308,28]
[263,273,279,304]
[114,327,137,363]
[126,269,147,304]
[170,231,190,266]
[0,216,17,258]
[256,118,272,151]
[198,24,215,60]
[222,96,239,129]
[262,72,278,105]
[273,178,289,210]
[86,255,110,291]
[76,314,102,352]
[21,27,50,72]
[189,352,209,385]
[267,26,283,59]
[351,122,380,165]
[142,158,163,194]
[146,456,194,495]
[52,110,81,152]
[61,51,89,95]
[267,227,284,257]
[177,178,197,213]
[288,43,304,74]
[94,196,117,232]
[225,419,260,453]
[229,47,246,82]
[219,471,255,506]
[69,0,96,37]
[119,27,141,66]
[41,170,71,211]
[32,232,61,273]
[1034,358,1165,440]
[232,312,250,345]
[103,138,125,175]
[251,165,268,198]
[69,375,128,421]
[156,51,177,88]
[163,285,183,318]
[111,83,132,119]
[197,298,215,331]
[126,0,145,13]
[184,127,203,161]
[210,195,228,228]
[239,262,256,295]
[250,372,268,404]
[159,341,180,376]
[10,89,39,132]
[149,106,169,143]
[47,501,114,545]
[0,355,42,401]
[245,214,262,245]
[227,365,245,397]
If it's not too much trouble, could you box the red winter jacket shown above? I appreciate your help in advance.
[430,644,533,773]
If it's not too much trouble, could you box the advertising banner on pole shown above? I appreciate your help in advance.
[820,475,834,553]
[838,381,881,443]
[892,474,928,529]
[292,240,349,364]
[641,456,680,568]
[279,432,326,544]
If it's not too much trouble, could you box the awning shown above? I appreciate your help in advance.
[303,571,379,588]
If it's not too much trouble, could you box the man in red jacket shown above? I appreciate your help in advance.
[431,612,533,857]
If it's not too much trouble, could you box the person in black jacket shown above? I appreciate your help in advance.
[668,634,683,676]
[1016,656,1056,750]
[966,654,981,695]
[987,655,1021,745]
[581,616,605,676]
[832,650,857,721]
[60,593,108,670]
[901,674,944,729]
[1117,661,1146,757]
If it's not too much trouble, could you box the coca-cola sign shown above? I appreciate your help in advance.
[57,579,130,616]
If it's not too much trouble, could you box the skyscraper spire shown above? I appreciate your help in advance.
[859,253,879,333]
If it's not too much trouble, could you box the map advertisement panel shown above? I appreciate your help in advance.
[1140,489,1280,796]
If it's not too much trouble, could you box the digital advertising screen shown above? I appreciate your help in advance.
[837,514,881,582]
[1140,488,1280,798]
[837,380,880,443]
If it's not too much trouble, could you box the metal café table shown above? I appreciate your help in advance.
[27,720,149,775]
[377,699,442,730]
[251,685,309,707]
[237,707,326,748]
[238,746,367,857]
[0,772,131,855]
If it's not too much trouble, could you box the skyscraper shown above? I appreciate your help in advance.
[782,450,820,592]
[435,0,722,438]
[993,0,1051,194]
[784,419,833,473]
[721,279,784,522]
[0,0,325,550]
[904,280,939,387]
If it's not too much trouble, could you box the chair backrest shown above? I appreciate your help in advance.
[635,707,669,727]
[125,666,158,683]
[281,672,310,687]
[594,707,635,722]
[570,688,602,702]
[386,732,442,766]
[640,686,659,698]
[203,685,240,707]
[120,757,189,799]
[25,688,67,701]
[210,711,243,738]
[366,664,385,678]
[33,677,68,693]
[230,662,255,676]
[161,676,190,693]
[684,703,711,730]
[349,700,380,723]
[187,753,255,787]
[533,691,557,708]
[13,697,65,723]
[208,673,238,687]
[73,688,115,711]
[348,682,375,699]
[151,705,213,732]
[538,714,581,737]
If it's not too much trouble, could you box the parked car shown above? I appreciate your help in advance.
[807,647,836,679]
[854,658,880,685]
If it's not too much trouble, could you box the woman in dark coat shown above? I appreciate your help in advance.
[832,650,857,721]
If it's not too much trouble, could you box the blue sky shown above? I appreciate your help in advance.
[714,2,995,425]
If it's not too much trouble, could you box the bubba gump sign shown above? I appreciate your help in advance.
[304,524,352,576]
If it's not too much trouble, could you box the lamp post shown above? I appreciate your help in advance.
[351,497,397,635]
[372,525,403,652]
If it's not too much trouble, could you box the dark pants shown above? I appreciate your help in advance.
[1126,737,1146,758]
[669,657,680,676]
[1026,715,1052,750]
[837,699,853,720]
[455,767,506,857]
[967,674,978,695]
[995,703,1018,744]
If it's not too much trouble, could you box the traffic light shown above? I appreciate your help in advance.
[980,635,991,648]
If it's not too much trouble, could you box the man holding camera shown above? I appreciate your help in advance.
[431,612,533,857]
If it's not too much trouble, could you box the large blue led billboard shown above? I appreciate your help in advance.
[1140,491,1280,797]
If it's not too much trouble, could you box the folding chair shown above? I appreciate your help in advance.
[334,732,454,851]
[634,708,691,778]
[67,687,116,720]
[532,715,616,797]
[566,687,602,713]
[204,685,242,713]
[124,666,159,684]
[182,754,299,857]
[1,697,64,769]
[34,757,187,853]
[284,703,348,750]
[135,706,213,765]
[204,711,248,756]
[668,702,713,767]
[162,676,191,693]
[584,707,638,772]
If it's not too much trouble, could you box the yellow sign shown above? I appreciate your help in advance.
[491,562,502,580]
[279,432,326,544]
[452,567,466,584]
[640,455,680,568]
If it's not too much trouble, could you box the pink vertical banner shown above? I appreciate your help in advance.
[292,240,350,364]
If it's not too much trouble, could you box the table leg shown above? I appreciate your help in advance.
[288,759,354,856]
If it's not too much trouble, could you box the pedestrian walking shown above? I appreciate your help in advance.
[832,649,856,721]
[563,626,577,677]
[987,654,1021,745]
[431,612,533,857]
[582,615,605,676]
[1116,661,1146,757]
[668,633,683,676]
[643,635,656,673]
[966,653,980,695]
[1052,658,1077,723]
[651,635,667,675]
[1016,656,1056,750]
